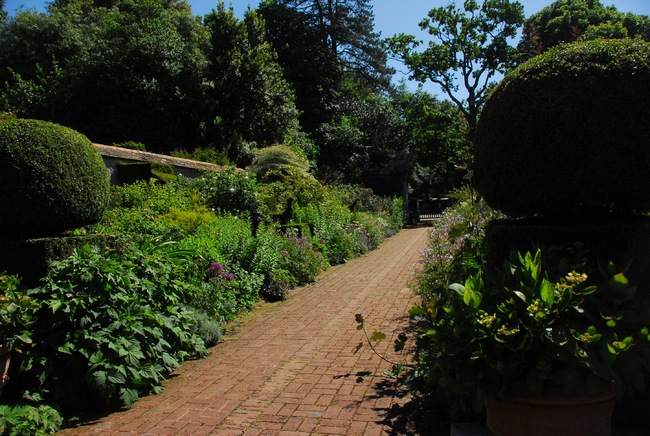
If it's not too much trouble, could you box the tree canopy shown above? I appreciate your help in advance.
[202,3,300,162]
[0,0,481,199]
[387,0,525,141]
[276,0,393,92]
[518,0,650,61]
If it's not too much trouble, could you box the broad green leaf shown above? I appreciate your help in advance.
[449,283,465,296]
[120,388,139,408]
[371,331,386,342]
[108,371,126,385]
[540,279,554,306]
[463,287,479,308]
[581,285,598,295]
[14,333,32,344]
[606,272,629,293]
[513,290,527,302]
[449,223,469,239]
[91,370,107,388]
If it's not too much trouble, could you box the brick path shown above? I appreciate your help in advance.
[59,226,431,435]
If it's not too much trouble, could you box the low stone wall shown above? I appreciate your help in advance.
[94,143,229,184]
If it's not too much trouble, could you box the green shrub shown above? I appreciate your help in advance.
[95,179,202,238]
[251,224,296,301]
[171,147,231,166]
[0,403,62,435]
[475,38,650,219]
[177,217,257,270]
[17,241,208,410]
[247,144,311,179]
[112,140,146,151]
[0,119,110,239]
[257,168,325,226]
[106,178,194,212]
[191,168,267,225]
[161,205,217,235]
[296,203,355,265]
[191,261,262,321]
[279,229,328,285]
[415,189,502,302]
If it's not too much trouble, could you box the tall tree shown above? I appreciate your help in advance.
[387,0,524,143]
[203,2,300,163]
[316,96,413,196]
[0,0,209,152]
[518,0,650,61]
[393,86,466,198]
[258,0,339,135]
[276,0,392,93]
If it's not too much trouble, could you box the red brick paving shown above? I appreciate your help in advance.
[58,226,430,435]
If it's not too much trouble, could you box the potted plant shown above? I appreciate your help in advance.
[438,36,650,435]
[413,243,650,435]
[0,274,38,397]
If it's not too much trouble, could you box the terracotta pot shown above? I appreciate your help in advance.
[0,344,10,397]
[485,391,616,436]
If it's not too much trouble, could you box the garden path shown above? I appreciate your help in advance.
[58,225,431,435]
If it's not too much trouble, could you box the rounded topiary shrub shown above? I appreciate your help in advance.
[0,119,110,239]
[475,38,650,220]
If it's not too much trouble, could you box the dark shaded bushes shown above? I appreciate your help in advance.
[0,119,109,239]
[475,38,650,220]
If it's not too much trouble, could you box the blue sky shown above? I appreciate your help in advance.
[5,0,650,97]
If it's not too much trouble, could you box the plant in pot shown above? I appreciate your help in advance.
[441,37,650,434]
[0,274,38,397]
[412,242,650,435]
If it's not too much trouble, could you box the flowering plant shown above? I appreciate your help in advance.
[0,274,38,352]
[412,244,650,413]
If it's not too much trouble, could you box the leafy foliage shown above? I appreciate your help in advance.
[412,245,650,417]
[415,188,502,302]
[247,145,311,179]
[316,97,413,196]
[0,274,38,352]
[276,0,393,92]
[0,0,208,152]
[0,403,62,435]
[170,147,231,166]
[17,240,208,409]
[202,3,300,161]
[192,261,262,323]
[190,167,267,226]
[258,0,340,135]
[387,0,525,137]
[278,229,328,285]
[518,0,650,61]
[393,87,467,197]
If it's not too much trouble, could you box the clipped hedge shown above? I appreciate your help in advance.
[0,119,110,239]
[475,38,650,219]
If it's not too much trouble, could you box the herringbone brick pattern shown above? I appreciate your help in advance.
[58,226,430,435]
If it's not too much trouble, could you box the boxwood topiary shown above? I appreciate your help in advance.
[0,119,110,239]
[475,38,650,220]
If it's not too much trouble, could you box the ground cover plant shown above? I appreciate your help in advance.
[1,167,403,431]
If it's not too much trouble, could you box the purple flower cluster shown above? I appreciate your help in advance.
[206,261,235,282]
[416,200,501,298]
